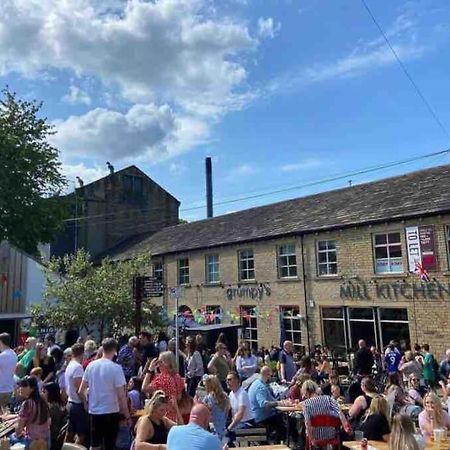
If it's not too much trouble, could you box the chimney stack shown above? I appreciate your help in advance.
[205,157,213,218]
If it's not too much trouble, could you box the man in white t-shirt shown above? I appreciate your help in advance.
[225,370,255,444]
[65,343,89,446]
[79,337,130,450]
[0,333,17,408]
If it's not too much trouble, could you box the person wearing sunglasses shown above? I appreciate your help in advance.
[408,374,427,407]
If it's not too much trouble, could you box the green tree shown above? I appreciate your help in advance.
[0,88,67,255]
[31,249,166,338]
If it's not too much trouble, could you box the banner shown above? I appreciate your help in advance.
[405,225,436,272]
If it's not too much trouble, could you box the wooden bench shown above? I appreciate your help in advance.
[235,427,267,447]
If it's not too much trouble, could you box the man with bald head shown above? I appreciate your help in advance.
[248,366,286,441]
[117,336,140,381]
[167,403,224,450]
[279,340,297,383]
[353,339,373,378]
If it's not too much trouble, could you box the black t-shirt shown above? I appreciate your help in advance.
[142,343,159,365]
[360,413,390,441]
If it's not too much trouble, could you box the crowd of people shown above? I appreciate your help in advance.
[0,329,449,449]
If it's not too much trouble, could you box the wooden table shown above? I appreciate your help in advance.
[343,438,449,449]
[238,446,291,450]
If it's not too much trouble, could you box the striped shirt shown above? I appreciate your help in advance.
[302,395,340,442]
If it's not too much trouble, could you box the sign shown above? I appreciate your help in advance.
[225,283,271,301]
[134,276,163,299]
[405,225,436,272]
[170,287,184,299]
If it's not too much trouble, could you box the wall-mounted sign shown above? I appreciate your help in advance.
[405,225,436,272]
[226,283,271,301]
[340,279,450,301]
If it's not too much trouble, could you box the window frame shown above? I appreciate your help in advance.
[240,305,258,350]
[152,261,164,282]
[205,254,220,284]
[446,225,450,270]
[280,306,302,351]
[238,248,255,281]
[277,244,298,279]
[316,239,338,277]
[372,231,404,274]
[178,258,190,285]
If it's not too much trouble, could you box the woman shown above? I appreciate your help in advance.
[359,395,390,442]
[408,374,428,407]
[235,346,257,382]
[418,392,450,440]
[142,351,184,422]
[399,351,423,381]
[128,376,144,411]
[132,390,178,450]
[14,376,50,449]
[348,377,378,426]
[385,372,414,414]
[317,355,332,382]
[202,375,230,440]
[185,338,204,397]
[293,355,318,382]
[389,413,421,450]
[287,373,311,402]
[29,343,56,383]
[42,382,67,450]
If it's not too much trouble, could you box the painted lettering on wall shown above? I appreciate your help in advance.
[226,283,271,301]
[340,280,450,300]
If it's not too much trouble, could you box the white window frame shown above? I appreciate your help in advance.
[373,232,403,274]
[205,254,220,284]
[317,240,338,276]
[178,258,190,285]
[278,244,298,278]
[239,249,255,281]
[280,306,302,351]
[241,306,258,350]
[153,261,164,282]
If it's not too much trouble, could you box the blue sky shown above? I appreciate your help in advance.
[2,0,450,221]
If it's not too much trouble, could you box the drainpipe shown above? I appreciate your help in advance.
[300,234,311,354]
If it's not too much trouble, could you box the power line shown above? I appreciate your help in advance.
[360,0,450,140]
[64,148,450,225]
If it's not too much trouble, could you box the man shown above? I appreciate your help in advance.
[82,340,97,370]
[279,340,297,383]
[45,334,60,357]
[65,343,89,446]
[248,366,286,441]
[117,336,139,381]
[385,342,402,374]
[208,342,231,390]
[439,349,450,382]
[16,336,36,377]
[225,371,255,444]
[79,337,130,450]
[167,403,224,450]
[0,333,17,408]
[353,340,373,378]
[320,370,342,397]
[139,331,158,367]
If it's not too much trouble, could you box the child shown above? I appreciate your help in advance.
[202,375,230,440]
[127,376,143,411]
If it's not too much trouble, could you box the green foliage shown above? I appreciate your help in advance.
[31,249,166,337]
[0,88,67,255]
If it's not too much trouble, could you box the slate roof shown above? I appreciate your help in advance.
[110,164,450,259]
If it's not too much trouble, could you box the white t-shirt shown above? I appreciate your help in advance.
[82,358,126,415]
[0,348,17,393]
[65,360,84,403]
[229,387,254,423]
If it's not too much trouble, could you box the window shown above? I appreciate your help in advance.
[348,308,376,350]
[178,258,190,285]
[206,255,220,284]
[378,308,410,351]
[317,240,337,275]
[280,307,302,351]
[447,226,450,268]
[321,308,347,357]
[239,249,255,281]
[374,232,403,273]
[122,175,144,195]
[278,244,297,278]
[241,306,258,350]
[153,261,164,282]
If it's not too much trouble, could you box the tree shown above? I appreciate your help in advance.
[0,88,67,255]
[31,249,166,338]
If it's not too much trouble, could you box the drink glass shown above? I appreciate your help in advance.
[354,430,364,442]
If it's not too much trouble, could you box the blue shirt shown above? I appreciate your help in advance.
[248,377,277,423]
[203,394,227,439]
[385,350,401,373]
[167,423,222,450]
[279,350,297,382]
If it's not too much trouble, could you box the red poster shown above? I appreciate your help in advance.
[419,225,436,270]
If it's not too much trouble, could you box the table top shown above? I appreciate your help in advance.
[276,402,352,413]
[343,438,449,450]
[238,446,291,450]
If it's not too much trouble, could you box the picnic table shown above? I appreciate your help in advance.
[238,446,290,450]
[276,402,352,414]
[343,438,449,449]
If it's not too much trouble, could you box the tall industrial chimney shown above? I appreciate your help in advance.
[205,157,213,218]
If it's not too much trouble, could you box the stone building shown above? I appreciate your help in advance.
[112,164,450,358]
[51,165,180,259]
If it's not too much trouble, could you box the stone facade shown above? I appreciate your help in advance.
[156,213,450,359]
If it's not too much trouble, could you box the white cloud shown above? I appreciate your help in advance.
[63,85,92,105]
[61,163,108,190]
[232,164,258,176]
[280,158,323,172]
[169,162,186,176]
[0,0,256,116]
[257,17,281,39]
